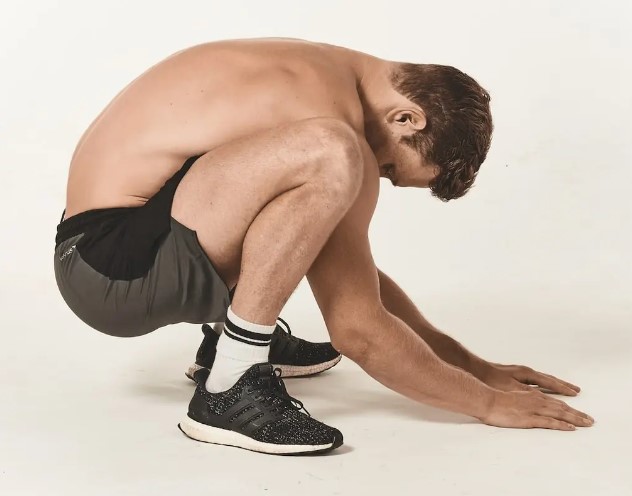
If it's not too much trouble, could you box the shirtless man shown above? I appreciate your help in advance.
[54,38,594,456]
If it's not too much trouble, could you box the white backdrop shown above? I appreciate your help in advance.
[1,1,630,495]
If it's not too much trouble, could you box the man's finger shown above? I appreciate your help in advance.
[517,369,578,396]
[529,415,576,431]
[542,373,581,393]
[539,402,594,426]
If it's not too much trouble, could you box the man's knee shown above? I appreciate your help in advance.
[297,118,364,197]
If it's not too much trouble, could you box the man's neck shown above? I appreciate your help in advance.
[354,56,399,132]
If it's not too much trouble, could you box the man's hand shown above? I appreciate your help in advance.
[482,362,582,396]
[480,388,594,431]
[354,269,594,430]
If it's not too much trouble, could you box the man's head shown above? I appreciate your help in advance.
[364,62,493,201]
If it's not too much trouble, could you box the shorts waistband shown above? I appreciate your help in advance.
[55,154,203,248]
[55,207,138,247]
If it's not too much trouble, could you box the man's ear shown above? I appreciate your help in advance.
[386,107,427,134]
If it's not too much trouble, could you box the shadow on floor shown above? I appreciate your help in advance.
[127,349,473,426]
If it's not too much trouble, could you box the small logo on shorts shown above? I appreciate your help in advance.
[59,245,76,261]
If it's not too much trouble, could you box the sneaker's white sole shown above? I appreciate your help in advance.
[178,416,336,455]
[185,355,342,381]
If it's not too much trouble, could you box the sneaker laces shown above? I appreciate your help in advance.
[256,367,311,417]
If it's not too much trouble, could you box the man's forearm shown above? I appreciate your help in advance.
[377,269,490,380]
[352,308,496,419]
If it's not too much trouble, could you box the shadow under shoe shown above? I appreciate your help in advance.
[178,364,344,455]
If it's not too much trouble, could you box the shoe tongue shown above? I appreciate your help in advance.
[237,363,274,384]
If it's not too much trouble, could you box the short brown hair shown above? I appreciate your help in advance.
[391,64,493,201]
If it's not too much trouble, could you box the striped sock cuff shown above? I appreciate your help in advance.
[223,306,275,347]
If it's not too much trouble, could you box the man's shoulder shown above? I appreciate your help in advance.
[275,43,365,131]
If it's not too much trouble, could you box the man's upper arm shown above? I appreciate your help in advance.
[306,141,382,331]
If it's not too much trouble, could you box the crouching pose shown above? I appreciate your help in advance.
[54,38,593,455]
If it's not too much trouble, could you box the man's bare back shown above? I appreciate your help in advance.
[66,38,367,217]
[55,38,592,455]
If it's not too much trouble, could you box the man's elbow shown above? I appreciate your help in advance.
[328,307,386,363]
[330,327,371,362]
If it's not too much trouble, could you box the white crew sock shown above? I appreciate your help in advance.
[206,305,276,393]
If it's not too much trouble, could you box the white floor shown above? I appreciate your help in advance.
[2,1,631,494]
[1,274,630,496]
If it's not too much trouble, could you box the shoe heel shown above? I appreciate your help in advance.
[185,363,205,380]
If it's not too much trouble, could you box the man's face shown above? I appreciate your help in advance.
[369,122,438,188]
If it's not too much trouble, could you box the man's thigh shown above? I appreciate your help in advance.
[171,117,345,288]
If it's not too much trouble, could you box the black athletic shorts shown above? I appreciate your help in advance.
[54,155,233,337]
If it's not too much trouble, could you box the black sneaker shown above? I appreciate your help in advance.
[185,317,342,380]
[178,364,344,455]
